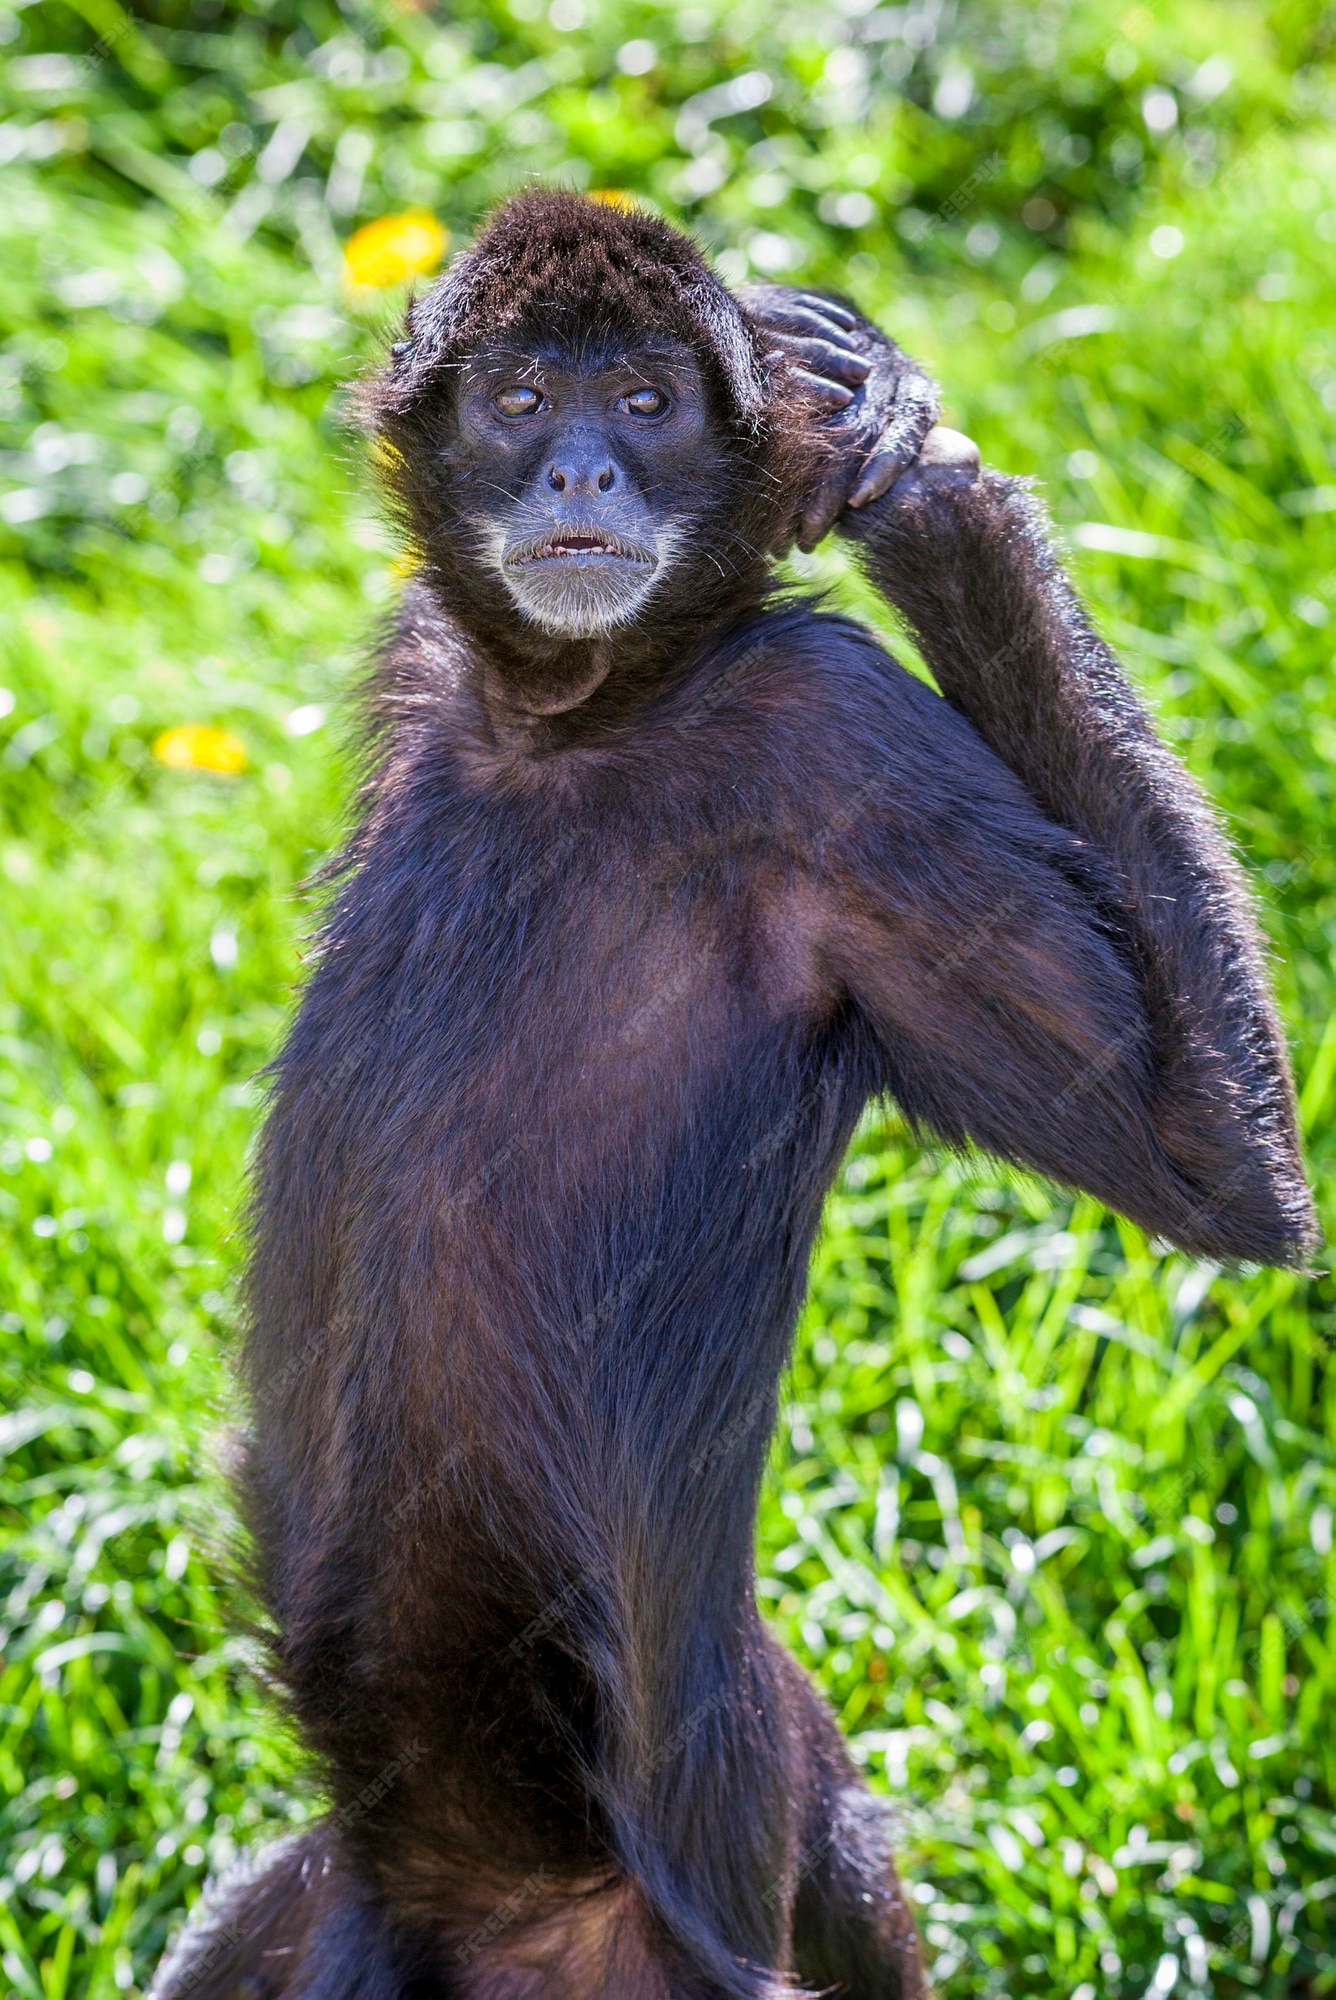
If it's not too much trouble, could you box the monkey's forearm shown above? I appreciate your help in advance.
[846,471,1314,1255]
[847,469,1172,844]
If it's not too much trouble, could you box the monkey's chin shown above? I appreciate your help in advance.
[501,553,659,639]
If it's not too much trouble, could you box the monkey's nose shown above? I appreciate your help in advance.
[547,461,617,495]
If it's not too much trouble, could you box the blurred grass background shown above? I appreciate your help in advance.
[1,1,1335,1995]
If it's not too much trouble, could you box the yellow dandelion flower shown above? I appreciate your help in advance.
[345,211,448,289]
[152,724,248,776]
[589,190,635,211]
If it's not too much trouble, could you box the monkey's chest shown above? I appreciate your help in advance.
[424,879,835,1213]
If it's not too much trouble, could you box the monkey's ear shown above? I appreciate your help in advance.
[356,253,485,430]
[684,280,766,429]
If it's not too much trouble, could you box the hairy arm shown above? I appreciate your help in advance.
[806,628,1312,1266]
[743,286,1314,1265]
[843,438,1311,1263]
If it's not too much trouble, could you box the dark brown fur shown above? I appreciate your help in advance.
[150,192,1313,2000]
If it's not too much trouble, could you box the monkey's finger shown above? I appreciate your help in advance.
[762,333,864,371]
[796,464,852,551]
[785,368,856,412]
[787,291,859,331]
[738,281,861,331]
[847,414,935,505]
[847,443,918,508]
[767,337,872,386]
[918,426,982,473]
[752,301,867,345]
[848,374,941,506]
[882,425,983,503]
[761,323,870,372]
[852,424,980,509]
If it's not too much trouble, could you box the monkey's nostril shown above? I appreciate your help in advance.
[548,466,565,492]
[598,466,615,493]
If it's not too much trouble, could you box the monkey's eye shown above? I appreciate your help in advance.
[620,387,668,418]
[492,386,545,418]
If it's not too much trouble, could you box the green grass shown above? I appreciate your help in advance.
[1,1,1335,1994]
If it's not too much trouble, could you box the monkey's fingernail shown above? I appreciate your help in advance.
[802,382,856,412]
[827,352,872,385]
[788,362,860,400]
[799,477,845,547]
[850,454,908,507]
[799,294,857,329]
[797,491,838,547]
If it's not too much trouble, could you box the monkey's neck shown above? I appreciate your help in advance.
[435,580,775,754]
[469,632,702,752]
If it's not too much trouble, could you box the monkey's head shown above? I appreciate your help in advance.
[362,191,806,711]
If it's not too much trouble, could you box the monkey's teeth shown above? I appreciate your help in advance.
[524,539,640,562]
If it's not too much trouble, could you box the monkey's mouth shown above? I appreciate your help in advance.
[507,528,655,570]
[496,519,675,639]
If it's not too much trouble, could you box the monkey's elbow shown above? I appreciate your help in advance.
[1169,1165,1319,1272]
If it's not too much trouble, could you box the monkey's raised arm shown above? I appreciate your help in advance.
[829,453,1314,1266]
[812,644,1311,1265]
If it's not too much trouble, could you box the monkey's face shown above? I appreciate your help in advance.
[451,338,710,639]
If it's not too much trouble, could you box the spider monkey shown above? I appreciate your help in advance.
[151,191,1313,2000]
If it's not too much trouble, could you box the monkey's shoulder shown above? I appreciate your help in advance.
[678,597,899,702]
[653,597,1003,802]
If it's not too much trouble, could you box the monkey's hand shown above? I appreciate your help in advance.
[738,284,939,551]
